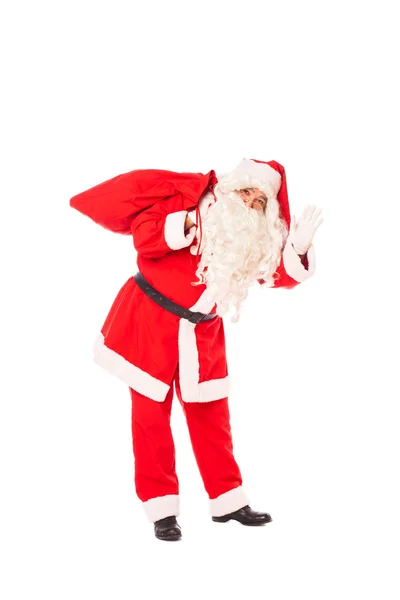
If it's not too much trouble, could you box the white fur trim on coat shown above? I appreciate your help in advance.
[143,494,180,522]
[282,239,316,283]
[164,211,196,250]
[92,333,170,402]
[199,376,231,402]
[177,290,230,403]
[209,485,249,517]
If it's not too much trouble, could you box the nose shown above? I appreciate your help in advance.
[244,198,258,210]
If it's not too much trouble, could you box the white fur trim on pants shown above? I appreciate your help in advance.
[143,494,180,522]
[178,290,230,403]
[282,240,316,282]
[209,486,249,517]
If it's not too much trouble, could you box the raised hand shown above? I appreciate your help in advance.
[289,205,323,255]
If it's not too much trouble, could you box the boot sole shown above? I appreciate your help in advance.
[212,516,272,526]
[155,534,182,541]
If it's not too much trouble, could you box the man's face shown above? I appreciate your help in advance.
[235,187,268,212]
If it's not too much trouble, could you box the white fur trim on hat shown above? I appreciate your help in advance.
[217,158,282,200]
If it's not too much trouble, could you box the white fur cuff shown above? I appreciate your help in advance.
[164,211,196,250]
[209,486,249,517]
[143,494,180,522]
[282,238,316,282]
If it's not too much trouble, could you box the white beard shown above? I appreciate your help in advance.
[192,184,288,323]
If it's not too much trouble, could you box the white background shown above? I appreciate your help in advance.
[1,0,399,598]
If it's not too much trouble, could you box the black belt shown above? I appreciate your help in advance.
[133,272,218,324]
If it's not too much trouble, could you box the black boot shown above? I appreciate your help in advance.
[212,505,272,526]
[154,516,182,541]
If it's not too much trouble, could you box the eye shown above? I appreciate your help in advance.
[244,189,250,195]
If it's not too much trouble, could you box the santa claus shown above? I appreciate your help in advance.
[69,158,323,541]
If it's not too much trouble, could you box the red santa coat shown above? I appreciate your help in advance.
[70,164,316,403]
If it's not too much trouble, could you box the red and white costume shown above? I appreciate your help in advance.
[70,158,316,521]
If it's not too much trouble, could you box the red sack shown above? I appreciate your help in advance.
[69,167,217,234]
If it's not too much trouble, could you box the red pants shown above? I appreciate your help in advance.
[129,361,249,522]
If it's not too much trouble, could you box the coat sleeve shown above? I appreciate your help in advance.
[131,194,196,259]
[257,238,316,290]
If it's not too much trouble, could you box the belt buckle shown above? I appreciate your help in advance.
[188,311,206,324]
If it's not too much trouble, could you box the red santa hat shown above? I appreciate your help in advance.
[215,158,291,227]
